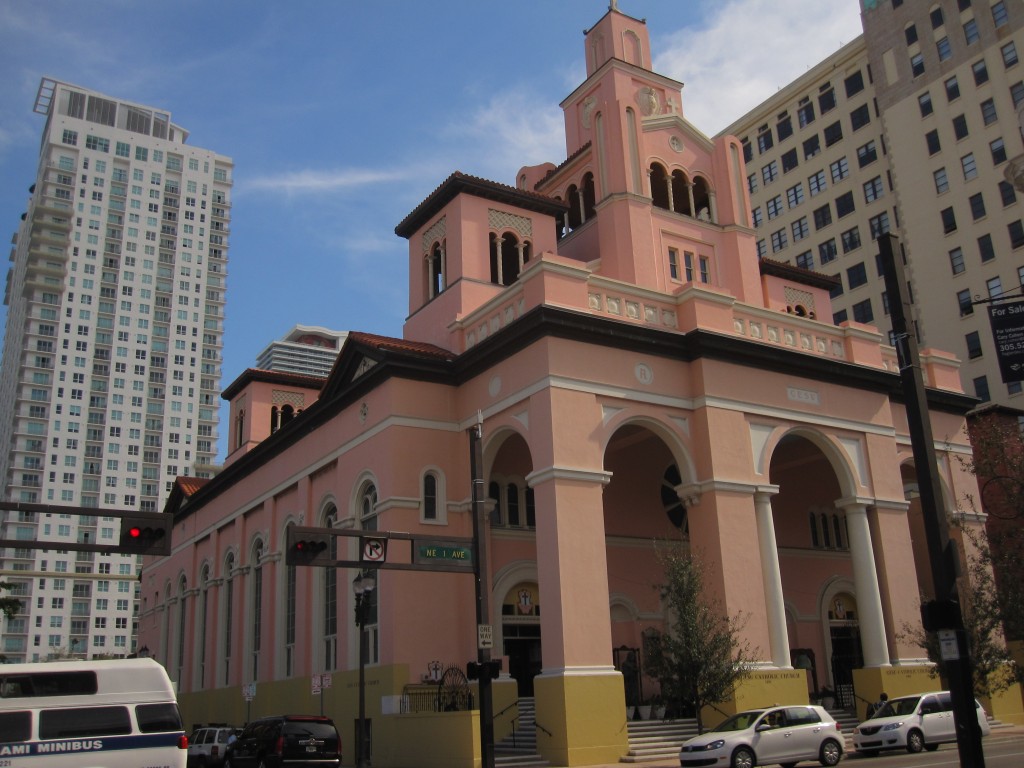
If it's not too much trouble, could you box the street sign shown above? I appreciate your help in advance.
[938,629,960,661]
[361,537,387,563]
[478,624,493,650]
[414,542,473,565]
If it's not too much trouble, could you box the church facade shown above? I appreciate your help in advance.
[140,7,1000,766]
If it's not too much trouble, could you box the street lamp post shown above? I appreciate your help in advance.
[352,572,376,768]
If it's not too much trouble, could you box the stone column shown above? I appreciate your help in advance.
[839,497,890,667]
[686,182,696,217]
[708,190,718,223]
[754,486,791,668]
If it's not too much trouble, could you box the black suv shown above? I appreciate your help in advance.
[224,715,341,768]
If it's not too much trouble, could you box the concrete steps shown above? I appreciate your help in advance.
[495,697,549,768]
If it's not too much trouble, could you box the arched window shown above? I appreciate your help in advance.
[423,472,438,521]
[506,484,520,526]
[427,242,445,299]
[323,506,338,671]
[280,404,295,428]
[285,525,297,677]
[582,172,597,220]
[809,511,820,548]
[671,170,690,215]
[489,233,530,286]
[223,552,234,686]
[650,163,670,210]
[692,176,712,221]
[251,540,264,681]
[235,409,244,450]
[820,512,832,548]
[198,564,210,689]
[567,184,583,230]
[176,576,188,686]
[359,484,379,664]
[525,487,536,527]
[270,406,278,435]
[488,481,502,525]
[832,513,845,550]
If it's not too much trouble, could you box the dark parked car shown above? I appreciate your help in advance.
[224,715,341,768]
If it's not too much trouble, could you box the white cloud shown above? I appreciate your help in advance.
[443,85,566,182]
[654,0,864,136]
[238,167,410,195]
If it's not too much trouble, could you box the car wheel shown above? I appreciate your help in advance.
[731,745,755,768]
[906,729,925,753]
[819,738,842,767]
[924,743,939,752]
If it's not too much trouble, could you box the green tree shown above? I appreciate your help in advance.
[644,545,754,733]
[0,580,21,620]
[963,408,1024,652]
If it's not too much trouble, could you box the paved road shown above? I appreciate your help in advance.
[581,726,1024,768]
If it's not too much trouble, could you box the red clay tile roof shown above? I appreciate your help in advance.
[221,367,326,400]
[175,476,209,497]
[533,141,593,191]
[347,331,455,361]
[394,171,568,238]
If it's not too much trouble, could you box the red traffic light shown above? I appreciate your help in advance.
[285,528,333,566]
[118,516,171,555]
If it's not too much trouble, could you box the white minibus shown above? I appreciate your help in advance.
[0,657,187,767]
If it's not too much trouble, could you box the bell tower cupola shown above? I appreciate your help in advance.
[584,1,653,75]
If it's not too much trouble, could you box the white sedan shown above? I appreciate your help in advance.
[679,705,843,768]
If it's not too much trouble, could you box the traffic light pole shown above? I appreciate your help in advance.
[878,233,986,768]
[469,421,496,768]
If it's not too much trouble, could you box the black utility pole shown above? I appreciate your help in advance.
[878,233,986,768]
[469,421,496,768]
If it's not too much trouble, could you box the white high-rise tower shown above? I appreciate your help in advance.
[0,78,231,662]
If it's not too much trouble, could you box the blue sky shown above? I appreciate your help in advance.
[0,0,862,461]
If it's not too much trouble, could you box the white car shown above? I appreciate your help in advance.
[679,705,843,768]
[852,690,990,755]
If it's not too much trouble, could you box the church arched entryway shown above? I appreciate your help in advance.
[602,421,693,706]
[485,430,538,697]
[768,431,864,706]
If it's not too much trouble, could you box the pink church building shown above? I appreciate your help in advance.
[140,6,1002,766]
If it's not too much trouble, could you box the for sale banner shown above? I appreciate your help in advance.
[988,299,1024,382]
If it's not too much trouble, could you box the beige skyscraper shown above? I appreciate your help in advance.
[0,79,231,661]
[721,0,1024,406]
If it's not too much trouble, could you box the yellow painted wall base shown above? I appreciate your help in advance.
[982,680,1024,726]
[534,671,629,766]
[178,668,523,768]
[852,666,937,721]
[699,670,808,729]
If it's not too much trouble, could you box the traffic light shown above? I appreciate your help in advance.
[285,526,333,566]
[467,659,502,681]
[118,514,171,555]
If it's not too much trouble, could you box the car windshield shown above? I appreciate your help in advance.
[712,710,764,732]
[876,696,921,717]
